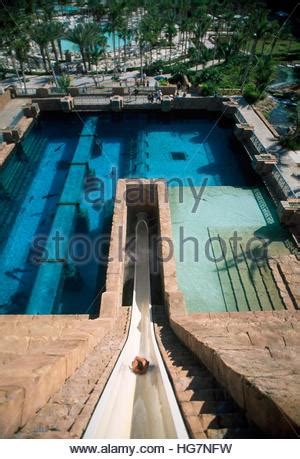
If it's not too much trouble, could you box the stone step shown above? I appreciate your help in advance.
[0,317,112,438]
[259,264,285,311]
[230,245,262,312]
[197,412,248,431]
[174,375,218,392]
[189,400,238,415]
[0,315,90,340]
[154,311,259,439]
[206,427,258,439]
[215,256,237,312]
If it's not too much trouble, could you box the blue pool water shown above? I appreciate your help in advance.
[0,111,257,315]
[61,33,125,54]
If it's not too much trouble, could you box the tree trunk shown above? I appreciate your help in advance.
[45,47,52,71]
[269,36,278,58]
[140,45,143,83]
[40,47,48,72]
[112,29,116,76]
[123,37,127,65]
[80,47,88,73]
[57,39,63,60]
[51,40,59,62]
[20,62,27,94]
[12,57,23,90]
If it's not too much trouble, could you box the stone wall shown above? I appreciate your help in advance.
[0,315,114,437]
[99,180,127,318]
[170,311,300,437]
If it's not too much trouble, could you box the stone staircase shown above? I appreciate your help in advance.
[169,310,300,437]
[153,306,262,438]
[13,307,130,439]
[0,314,115,438]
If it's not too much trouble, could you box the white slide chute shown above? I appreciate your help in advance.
[84,213,188,438]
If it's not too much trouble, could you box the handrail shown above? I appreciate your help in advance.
[250,133,267,154]
[271,164,296,199]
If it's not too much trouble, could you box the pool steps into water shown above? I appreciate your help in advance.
[212,232,285,312]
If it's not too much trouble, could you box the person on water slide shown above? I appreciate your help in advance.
[130,356,149,375]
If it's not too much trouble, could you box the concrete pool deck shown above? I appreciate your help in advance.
[236,97,300,194]
[0,98,29,128]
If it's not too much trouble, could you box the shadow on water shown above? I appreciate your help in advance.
[4,116,84,314]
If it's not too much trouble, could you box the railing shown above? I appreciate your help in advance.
[219,88,242,96]
[235,109,247,124]
[78,87,112,96]
[49,87,66,95]
[250,133,267,154]
[271,165,296,199]
[15,88,37,96]
[74,96,110,106]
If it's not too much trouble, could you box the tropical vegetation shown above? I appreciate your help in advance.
[0,0,299,101]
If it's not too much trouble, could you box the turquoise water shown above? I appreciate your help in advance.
[61,33,125,54]
[169,186,289,313]
[0,111,283,314]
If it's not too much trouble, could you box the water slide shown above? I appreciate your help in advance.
[84,214,188,439]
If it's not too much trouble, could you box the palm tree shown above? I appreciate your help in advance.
[10,38,30,93]
[30,23,51,73]
[67,23,107,73]
[47,21,66,64]
[66,23,89,73]
[254,56,274,96]
[105,0,126,76]
[164,17,177,62]
[249,9,270,60]
[87,0,106,22]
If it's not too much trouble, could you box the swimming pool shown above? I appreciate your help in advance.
[0,111,289,314]
[61,32,125,54]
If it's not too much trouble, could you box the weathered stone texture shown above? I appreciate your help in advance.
[170,311,300,437]
[0,315,114,437]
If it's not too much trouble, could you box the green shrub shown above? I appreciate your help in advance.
[201,82,217,96]
[159,79,168,86]
[243,83,260,104]
[144,59,165,76]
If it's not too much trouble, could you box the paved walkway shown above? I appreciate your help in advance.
[0,98,29,129]
[236,97,300,194]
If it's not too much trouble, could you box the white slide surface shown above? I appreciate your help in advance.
[84,215,188,439]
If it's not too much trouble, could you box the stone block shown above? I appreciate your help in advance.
[0,386,24,438]
[100,291,118,318]
[110,96,123,112]
[165,290,186,317]
[60,96,74,112]
[0,354,67,429]
[2,129,21,144]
